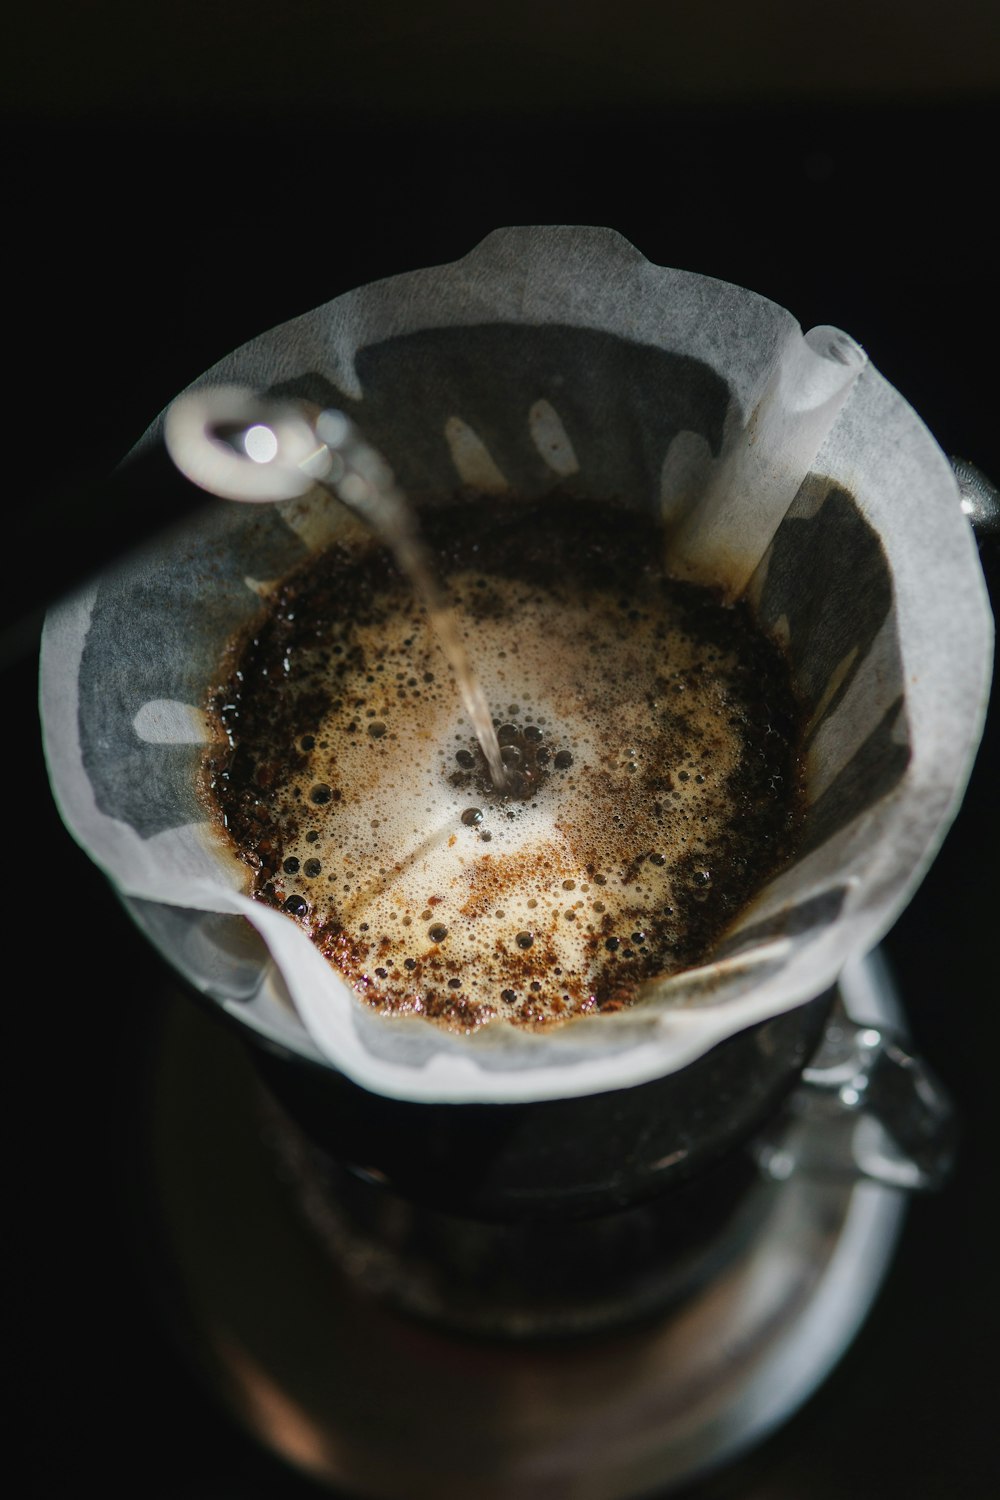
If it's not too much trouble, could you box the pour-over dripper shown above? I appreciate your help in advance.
[40,228,992,1157]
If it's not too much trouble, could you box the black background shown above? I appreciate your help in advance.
[6,7,998,1496]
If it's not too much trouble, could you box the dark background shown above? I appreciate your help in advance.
[6,6,998,1496]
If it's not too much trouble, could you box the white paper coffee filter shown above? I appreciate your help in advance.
[40,227,993,1102]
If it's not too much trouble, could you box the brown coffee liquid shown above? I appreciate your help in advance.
[203,498,805,1032]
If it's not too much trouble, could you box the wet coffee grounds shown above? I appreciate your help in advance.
[202,497,806,1033]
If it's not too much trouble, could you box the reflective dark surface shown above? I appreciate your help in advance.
[7,68,998,1500]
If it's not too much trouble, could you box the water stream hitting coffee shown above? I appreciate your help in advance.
[310,409,508,793]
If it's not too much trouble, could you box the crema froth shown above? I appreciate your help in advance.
[204,498,805,1032]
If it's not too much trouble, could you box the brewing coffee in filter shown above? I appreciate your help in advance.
[41,227,992,1104]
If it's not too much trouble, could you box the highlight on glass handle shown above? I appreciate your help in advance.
[754,1003,957,1192]
[951,456,1000,539]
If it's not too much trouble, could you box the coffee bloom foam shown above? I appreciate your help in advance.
[205,501,803,1032]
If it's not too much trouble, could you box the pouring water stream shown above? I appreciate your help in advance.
[164,389,509,791]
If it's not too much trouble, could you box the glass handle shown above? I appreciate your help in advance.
[755,1008,957,1192]
[951,456,1000,538]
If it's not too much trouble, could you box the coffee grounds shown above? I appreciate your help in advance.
[202,497,806,1032]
